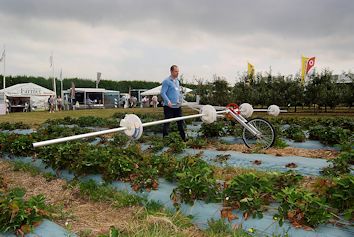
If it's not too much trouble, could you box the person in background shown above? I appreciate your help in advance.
[6,99,10,113]
[130,96,137,108]
[142,96,149,108]
[63,96,69,110]
[47,96,51,111]
[57,96,63,111]
[49,95,55,113]
[151,95,158,108]
[75,100,80,110]
[86,97,93,109]
[160,65,186,141]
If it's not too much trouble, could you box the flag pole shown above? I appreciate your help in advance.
[60,69,63,100]
[52,53,56,96]
[50,52,57,110]
[2,45,5,89]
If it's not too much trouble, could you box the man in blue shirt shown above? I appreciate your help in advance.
[160,65,186,141]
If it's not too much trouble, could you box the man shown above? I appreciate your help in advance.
[160,65,186,141]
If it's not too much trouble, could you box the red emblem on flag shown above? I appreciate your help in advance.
[306,57,315,74]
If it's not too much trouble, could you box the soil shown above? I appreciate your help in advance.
[213,143,339,159]
[0,159,203,237]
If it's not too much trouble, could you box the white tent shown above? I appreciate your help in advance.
[141,85,193,96]
[0,83,55,111]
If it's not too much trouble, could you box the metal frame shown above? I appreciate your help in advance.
[32,104,278,149]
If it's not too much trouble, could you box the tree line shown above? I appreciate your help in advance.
[1,71,353,111]
[194,71,353,111]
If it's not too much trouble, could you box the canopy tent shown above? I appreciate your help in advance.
[63,88,120,109]
[141,85,193,96]
[0,83,55,111]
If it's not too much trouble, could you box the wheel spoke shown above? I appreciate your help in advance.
[242,118,275,149]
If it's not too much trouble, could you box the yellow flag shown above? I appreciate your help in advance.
[301,56,309,84]
[247,62,255,78]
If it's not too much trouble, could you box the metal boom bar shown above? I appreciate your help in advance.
[32,110,228,148]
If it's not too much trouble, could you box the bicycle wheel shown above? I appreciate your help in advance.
[242,118,275,149]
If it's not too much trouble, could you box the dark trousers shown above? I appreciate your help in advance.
[163,106,186,141]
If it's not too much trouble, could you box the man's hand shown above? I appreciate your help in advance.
[168,101,172,107]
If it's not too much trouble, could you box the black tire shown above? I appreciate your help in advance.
[242,118,275,149]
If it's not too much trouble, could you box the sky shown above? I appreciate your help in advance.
[1,0,353,84]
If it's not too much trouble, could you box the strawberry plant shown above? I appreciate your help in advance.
[273,137,289,148]
[8,135,35,156]
[171,154,221,204]
[319,127,350,145]
[44,116,76,126]
[223,173,274,218]
[321,149,354,176]
[36,125,92,140]
[308,125,325,140]
[45,116,118,128]
[100,150,136,182]
[309,125,350,145]
[325,176,354,220]
[0,133,8,152]
[284,125,306,142]
[0,134,35,156]
[38,142,97,175]
[200,120,227,137]
[0,122,30,130]
[269,117,354,132]
[274,187,332,228]
[0,188,51,235]
[130,166,159,192]
[186,137,208,149]
[150,153,178,181]
[273,171,303,191]
[110,133,130,147]
[164,132,186,153]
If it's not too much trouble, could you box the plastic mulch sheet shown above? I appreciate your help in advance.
[2,154,353,237]
[0,219,76,237]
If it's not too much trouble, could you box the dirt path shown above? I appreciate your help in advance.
[214,143,339,159]
[0,160,202,236]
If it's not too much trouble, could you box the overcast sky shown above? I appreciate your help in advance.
[1,0,353,83]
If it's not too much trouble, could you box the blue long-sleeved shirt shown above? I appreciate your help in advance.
[160,76,181,108]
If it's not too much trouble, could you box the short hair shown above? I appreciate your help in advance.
[170,65,178,72]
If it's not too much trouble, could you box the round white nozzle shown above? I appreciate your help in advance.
[201,105,217,124]
[239,103,254,118]
[119,114,143,139]
[268,105,280,116]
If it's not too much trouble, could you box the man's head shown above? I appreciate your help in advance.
[170,65,179,79]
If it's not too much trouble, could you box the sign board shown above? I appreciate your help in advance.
[20,87,42,95]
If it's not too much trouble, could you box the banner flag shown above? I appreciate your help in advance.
[301,56,309,84]
[247,62,255,78]
[97,72,102,85]
[306,57,316,74]
[0,49,4,62]
[71,82,75,99]
[49,54,53,67]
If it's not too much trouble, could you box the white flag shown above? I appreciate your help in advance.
[0,49,5,62]
[97,72,102,84]
[49,54,53,67]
